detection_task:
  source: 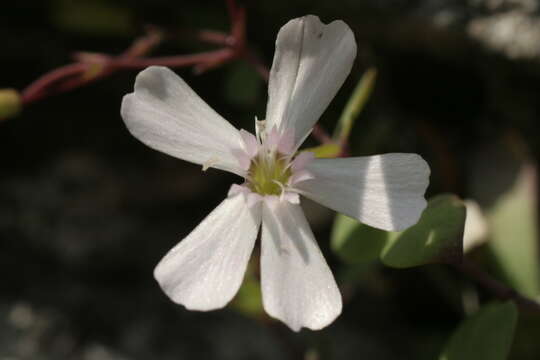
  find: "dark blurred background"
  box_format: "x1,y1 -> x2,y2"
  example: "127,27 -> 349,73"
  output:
2,0 -> 540,359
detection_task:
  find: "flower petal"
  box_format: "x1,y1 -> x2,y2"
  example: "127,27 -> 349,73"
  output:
295,154 -> 430,231
265,15 -> 357,147
121,66 -> 245,175
260,199 -> 342,331
154,194 -> 261,311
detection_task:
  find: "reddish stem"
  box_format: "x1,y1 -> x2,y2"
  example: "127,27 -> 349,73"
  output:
197,30 -> 232,46
112,48 -> 235,69
21,63 -> 87,104
16,0 -> 334,145
311,124 -> 333,144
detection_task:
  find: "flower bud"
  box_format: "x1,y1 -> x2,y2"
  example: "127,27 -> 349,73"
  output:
0,89 -> 22,121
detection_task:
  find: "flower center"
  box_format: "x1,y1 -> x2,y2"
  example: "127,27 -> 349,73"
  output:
247,152 -> 292,195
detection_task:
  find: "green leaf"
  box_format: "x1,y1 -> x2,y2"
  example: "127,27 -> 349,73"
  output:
330,195 -> 465,268
487,164 -> 540,297
232,278 -> 263,317
381,194 -> 465,268
331,214 -> 387,265
469,140 -> 540,297
301,143 -> 341,158
333,68 -> 377,143
231,261 -> 263,317
439,301 -> 518,360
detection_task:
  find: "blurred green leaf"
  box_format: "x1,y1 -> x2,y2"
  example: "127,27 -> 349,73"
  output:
439,301 -> 518,360
52,0 -> 134,36
487,163 -> 540,297
231,262 -> 263,317
469,139 -> 540,297
333,68 -> 377,143
330,194 -> 465,268
224,62 -> 262,106
381,194 -> 465,268
302,143 -> 341,158
331,214 -> 387,265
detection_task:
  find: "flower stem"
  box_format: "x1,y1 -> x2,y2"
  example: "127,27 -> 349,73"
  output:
455,259 -> 540,314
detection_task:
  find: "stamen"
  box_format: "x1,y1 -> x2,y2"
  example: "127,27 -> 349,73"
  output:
272,179 -> 286,196
255,117 -> 266,143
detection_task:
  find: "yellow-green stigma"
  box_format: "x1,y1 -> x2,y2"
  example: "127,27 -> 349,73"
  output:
247,153 -> 292,195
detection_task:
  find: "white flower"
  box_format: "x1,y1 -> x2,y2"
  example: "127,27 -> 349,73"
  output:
120,15 -> 430,331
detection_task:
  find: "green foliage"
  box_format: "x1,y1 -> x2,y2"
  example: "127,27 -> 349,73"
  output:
469,140 -> 540,297
331,194 -> 465,268
439,301 -> 518,360
331,214 -> 386,265
231,262 -> 263,318
381,194 -> 465,268
486,163 -> 540,297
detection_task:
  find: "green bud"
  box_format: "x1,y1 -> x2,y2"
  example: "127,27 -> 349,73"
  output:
0,89 -> 22,120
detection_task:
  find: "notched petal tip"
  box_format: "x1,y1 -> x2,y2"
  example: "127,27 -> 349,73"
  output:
260,201 -> 342,331
120,92 -> 134,122
134,66 -> 174,86
120,65 -> 247,175
296,153 -> 431,232
266,14 -> 358,149
382,154 -> 431,231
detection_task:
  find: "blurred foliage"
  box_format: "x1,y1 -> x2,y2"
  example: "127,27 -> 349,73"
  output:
331,195 -> 465,268
469,139 -> 540,298
381,194 -> 465,268
486,163 -> 540,297
439,301 -> 518,360
231,259 -> 264,318
331,214 -> 386,265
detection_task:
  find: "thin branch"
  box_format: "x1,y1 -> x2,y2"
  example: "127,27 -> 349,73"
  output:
455,259 -> 540,314
21,63 -> 87,104
94,48 -> 236,69
14,0 -> 335,145
18,2 -> 242,106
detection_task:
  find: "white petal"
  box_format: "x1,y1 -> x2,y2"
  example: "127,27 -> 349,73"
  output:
121,66 -> 245,175
239,129 -> 259,158
291,151 -> 315,171
289,169 -> 314,185
154,194 -> 261,311
265,15 -> 357,147
296,154 -> 430,231
260,200 -> 342,331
